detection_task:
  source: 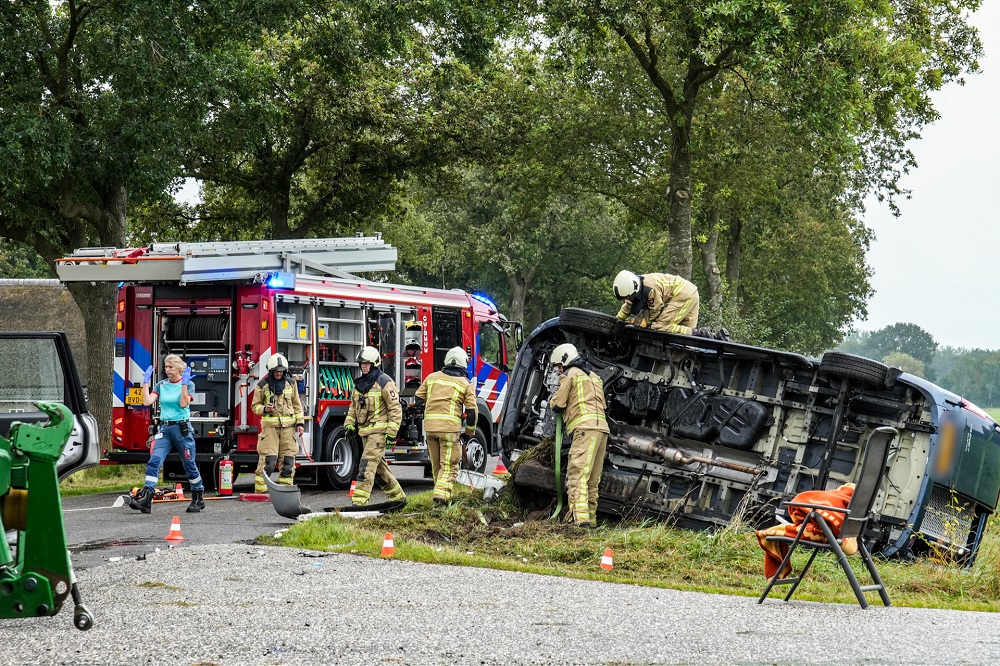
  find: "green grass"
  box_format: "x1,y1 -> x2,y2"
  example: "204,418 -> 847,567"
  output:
986,408 -> 1000,422
59,464 -> 146,497
264,485 -> 1000,611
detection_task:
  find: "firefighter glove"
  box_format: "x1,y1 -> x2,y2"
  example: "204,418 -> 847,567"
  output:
142,366 -> 154,384
385,434 -> 396,447
612,319 -> 627,337
344,423 -> 356,434
181,366 -> 192,384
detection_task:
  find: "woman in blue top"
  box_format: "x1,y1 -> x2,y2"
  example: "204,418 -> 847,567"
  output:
128,354 -> 206,514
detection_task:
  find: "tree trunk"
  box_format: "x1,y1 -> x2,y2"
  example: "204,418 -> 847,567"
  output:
62,184 -> 128,448
667,106 -> 695,279
269,178 -> 293,240
726,217 -> 743,303
699,208 -> 723,314
506,268 -> 536,324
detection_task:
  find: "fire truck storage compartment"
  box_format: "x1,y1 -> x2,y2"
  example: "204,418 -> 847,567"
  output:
316,299 -> 364,400
367,307 -> 418,389
432,307 -> 461,372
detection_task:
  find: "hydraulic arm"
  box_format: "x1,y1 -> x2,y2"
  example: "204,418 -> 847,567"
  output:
0,402 -> 93,630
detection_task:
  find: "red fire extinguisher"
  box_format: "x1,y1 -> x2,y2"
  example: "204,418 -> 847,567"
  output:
218,457 -> 234,496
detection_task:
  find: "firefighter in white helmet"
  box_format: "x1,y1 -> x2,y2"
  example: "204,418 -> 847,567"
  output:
548,343 -> 609,527
343,346 -> 406,506
414,347 -> 478,504
613,270 -> 700,335
251,353 -> 305,492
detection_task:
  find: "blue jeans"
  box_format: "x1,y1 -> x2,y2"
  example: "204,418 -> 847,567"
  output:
144,423 -> 204,491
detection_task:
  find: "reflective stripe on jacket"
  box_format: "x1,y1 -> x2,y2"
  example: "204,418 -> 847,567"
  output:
345,374 -> 402,436
251,380 -> 304,428
415,371 -> 477,435
550,366 -> 609,434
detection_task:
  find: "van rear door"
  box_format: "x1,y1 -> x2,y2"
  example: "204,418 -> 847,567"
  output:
0,332 -> 99,479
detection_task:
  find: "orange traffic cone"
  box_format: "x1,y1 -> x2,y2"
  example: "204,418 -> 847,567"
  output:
164,516 -> 185,541
381,532 -> 395,558
493,458 -> 509,476
174,482 -> 184,500
600,548 -> 614,571
348,480 -> 357,498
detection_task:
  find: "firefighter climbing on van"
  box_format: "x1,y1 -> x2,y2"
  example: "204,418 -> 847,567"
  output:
343,346 -> 406,506
612,270 -> 729,340
549,343 -> 609,527
414,346 -> 478,504
130,354 -> 206,514
251,353 -> 305,493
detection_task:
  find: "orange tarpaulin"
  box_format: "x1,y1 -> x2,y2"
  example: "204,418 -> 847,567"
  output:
756,483 -> 858,579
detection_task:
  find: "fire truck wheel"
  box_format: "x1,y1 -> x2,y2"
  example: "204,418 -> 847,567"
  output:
321,425 -> 359,490
461,427 -> 489,474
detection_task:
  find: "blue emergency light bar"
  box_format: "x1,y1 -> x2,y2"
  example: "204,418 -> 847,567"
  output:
264,271 -> 296,289
470,292 -> 497,311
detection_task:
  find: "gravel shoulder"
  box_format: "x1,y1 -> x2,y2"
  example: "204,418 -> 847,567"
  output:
3,543 -> 999,665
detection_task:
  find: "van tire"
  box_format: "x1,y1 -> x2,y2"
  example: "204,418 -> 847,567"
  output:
460,427 -> 489,474
558,308 -> 618,337
820,352 -> 889,388
320,426 -> 359,490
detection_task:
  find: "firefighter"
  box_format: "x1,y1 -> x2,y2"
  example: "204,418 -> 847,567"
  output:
129,354 -> 206,514
343,346 -> 406,506
613,270 -> 700,335
414,347 -> 478,504
251,353 -> 305,493
549,343 -> 609,527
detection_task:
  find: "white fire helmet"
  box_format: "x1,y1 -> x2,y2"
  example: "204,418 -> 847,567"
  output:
444,347 -> 469,368
613,270 -> 642,300
357,346 -> 381,365
266,353 -> 289,372
550,343 -> 579,367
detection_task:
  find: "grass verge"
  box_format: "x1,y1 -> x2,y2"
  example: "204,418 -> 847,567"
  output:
263,484 -> 1000,611
59,464 -> 146,497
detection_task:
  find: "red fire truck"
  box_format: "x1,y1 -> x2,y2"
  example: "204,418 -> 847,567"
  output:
56,236 -> 519,489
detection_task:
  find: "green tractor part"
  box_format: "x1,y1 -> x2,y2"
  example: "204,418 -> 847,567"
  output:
0,402 -> 93,630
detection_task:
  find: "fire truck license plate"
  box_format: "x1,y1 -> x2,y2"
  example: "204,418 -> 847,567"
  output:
126,388 -> 143,405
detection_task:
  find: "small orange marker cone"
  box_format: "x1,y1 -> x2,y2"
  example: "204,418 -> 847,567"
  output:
600,548 -> 614,571
493,458 -> 508,476
174,482 -> 184,500
348,480 -> 357,498
164,516 -> 185,541
381,532 -> 395,558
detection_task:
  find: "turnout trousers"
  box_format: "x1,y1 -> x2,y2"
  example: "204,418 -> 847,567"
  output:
566,428 -> 608,526
426,431 -> 463,501
353,432 -> 405,505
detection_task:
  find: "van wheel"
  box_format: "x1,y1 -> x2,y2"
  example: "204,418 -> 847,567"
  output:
321,426 -> 359,490
461,427 -> 489,474
820,352 -> 889,388
559,308 -> 618,337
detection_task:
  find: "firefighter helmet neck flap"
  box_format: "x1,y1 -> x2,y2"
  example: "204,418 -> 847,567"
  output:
443,347 -> 469,377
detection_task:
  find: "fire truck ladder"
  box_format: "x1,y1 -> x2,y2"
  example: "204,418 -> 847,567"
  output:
55,235 -> 397,284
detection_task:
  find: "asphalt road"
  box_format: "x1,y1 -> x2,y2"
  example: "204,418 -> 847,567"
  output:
64,464 -> 436,570
4,464 -> 1000,665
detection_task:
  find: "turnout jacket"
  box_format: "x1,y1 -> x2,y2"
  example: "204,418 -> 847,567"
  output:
252,377 -> 304,428
615,272 -> 699,332
550,366 -> 609,435
415,369 -> 478,435
345,371 -> 402,436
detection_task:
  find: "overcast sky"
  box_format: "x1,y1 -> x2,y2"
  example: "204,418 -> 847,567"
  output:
856,3 -> 1000,350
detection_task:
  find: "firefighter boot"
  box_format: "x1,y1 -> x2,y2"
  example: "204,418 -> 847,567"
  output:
129,487 -> 154,514
254,475 -> 267,493
186,489 -> 206,513
277,455 -> 296,486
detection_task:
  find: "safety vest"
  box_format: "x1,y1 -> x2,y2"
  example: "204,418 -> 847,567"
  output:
550,366 -> 609,434
345,373 -> 402,436
415,370 -> 477,434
